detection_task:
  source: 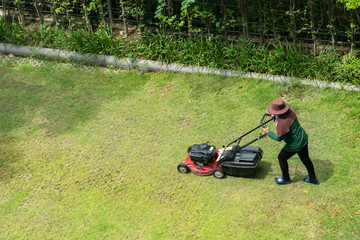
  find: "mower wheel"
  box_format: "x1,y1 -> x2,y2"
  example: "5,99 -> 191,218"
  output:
213,168 -> 225,179
177,163 -> 190,174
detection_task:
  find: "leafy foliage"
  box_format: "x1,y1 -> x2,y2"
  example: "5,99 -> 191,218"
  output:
338,0 -> 360,9
0,19 -> 359,85
1,0 -> 360,48
334,52 -> 360,84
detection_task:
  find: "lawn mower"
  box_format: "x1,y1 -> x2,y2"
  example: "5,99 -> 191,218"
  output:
177,114 -> 273,179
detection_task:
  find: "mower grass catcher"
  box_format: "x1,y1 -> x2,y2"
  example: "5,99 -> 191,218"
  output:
177,114 -> 272,179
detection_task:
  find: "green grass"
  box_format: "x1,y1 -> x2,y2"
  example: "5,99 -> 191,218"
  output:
0,56 -> 359,239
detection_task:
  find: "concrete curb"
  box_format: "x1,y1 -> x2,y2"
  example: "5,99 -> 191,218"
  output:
1,43 -> 359,91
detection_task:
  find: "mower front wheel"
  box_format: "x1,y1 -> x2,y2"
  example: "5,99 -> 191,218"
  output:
213,168 -> 225,179
177,163 -> 190,174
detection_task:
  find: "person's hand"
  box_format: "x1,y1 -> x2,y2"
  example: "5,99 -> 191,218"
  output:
270,115 -> 274,118
263,126 -> 269,135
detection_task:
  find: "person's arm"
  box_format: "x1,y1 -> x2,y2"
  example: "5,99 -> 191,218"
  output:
267,131 -> 282,141
263,127 -> 282,141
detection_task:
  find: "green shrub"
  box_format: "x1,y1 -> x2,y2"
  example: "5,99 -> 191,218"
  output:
335,52 -> 360,85
89,24 -> 117,55
1,21 -> 359,86
0,20 -> 6,42
0,20 -> 27,44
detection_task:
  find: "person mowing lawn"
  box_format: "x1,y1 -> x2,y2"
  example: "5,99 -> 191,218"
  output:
263,99 -> 319,185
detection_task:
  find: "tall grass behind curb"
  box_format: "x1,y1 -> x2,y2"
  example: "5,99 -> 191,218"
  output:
1,20 -> 360,85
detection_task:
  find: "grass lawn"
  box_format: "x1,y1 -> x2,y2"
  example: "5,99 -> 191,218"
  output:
0,55 -> 359,239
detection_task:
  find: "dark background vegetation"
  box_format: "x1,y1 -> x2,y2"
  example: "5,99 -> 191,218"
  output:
1,0 -> 360,85
1,0 -> 360,50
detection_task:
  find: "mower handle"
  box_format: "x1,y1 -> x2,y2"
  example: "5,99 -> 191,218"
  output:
226,114 -> 273,147
218,114 -> 274,165
218,133 -> 267,166
260,113 -> 272,128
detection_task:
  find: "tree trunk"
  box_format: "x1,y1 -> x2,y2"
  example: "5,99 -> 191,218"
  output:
119,0 -> 128,35
33,0 -> 44,24
82,0 -> 92,32
257,0 -> 264,43
187,10 -> 192,39
203,0 -> 211,37
107,0 -> 114,24
99,0 -> 106,26
353,9 -> 360,51
65,2 -> 72,27
136,0 -> 140,28
309,0 -> 317,54
2,0 -> 10,22
135,0 -> 143,33
16,1 -> 26,25
328,0 -> 336,50
51,3 -> 58,24
219,0 -> 227,40
355,8 -> 360,22
238,0 -> 249,40
270,0 -> 279,41
289,0 -> 297,50
350,11 -> 356,52
166,0 -> 171,19
160,0 -> 165,35
166,0 -> 173,32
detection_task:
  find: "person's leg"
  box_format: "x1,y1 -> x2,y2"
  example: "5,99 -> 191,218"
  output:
278,148 -> 296,181
297,143 -> 317,182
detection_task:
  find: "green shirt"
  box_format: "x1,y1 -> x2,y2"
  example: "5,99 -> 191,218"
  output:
267,118 -> 308,152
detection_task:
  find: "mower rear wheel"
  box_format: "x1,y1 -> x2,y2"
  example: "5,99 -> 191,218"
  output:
213,168 -> 225,179
177,163 -> 190,174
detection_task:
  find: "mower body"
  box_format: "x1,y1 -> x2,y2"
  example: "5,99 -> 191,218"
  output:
220,145 -> 263,177
178,146 -> 263,179
178,114 -> 271,179
182,149 -> 221,176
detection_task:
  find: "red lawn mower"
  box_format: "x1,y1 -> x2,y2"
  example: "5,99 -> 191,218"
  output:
177,114 -> 273,179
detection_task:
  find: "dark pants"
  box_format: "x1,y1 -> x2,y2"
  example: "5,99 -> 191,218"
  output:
278,143 -> 317,181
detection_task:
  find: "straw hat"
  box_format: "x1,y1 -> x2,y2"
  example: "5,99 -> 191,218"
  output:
267,99 -> 290,115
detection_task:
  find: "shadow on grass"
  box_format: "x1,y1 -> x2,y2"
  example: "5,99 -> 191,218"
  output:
0,64 -> 148,180
0,147 -> 21,181
313,159 -> 334,183
228,161 -> 272,179
251,161 -> 272,179
291,159 -> 334,183
246,158 -> 334,183
1,73 -> 148,136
